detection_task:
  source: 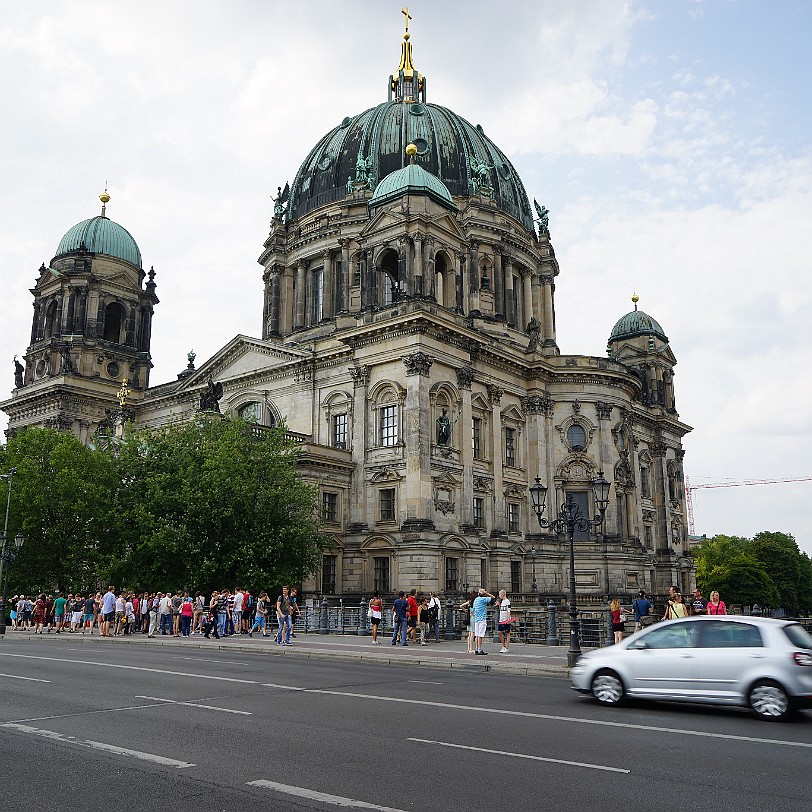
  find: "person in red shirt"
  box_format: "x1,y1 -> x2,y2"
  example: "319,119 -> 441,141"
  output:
407,589 -> 419,643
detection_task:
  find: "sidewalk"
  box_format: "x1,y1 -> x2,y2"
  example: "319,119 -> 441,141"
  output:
1,629 -> 570,677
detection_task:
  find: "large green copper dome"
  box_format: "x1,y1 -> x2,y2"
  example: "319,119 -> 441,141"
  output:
55,215 -> 142,268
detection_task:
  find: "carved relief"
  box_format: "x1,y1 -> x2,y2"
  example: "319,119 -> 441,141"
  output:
487,384 -> 503,405
596,401 -> 613,420
402,351 -> 434,376
521,394 -> 554,417
348,363 -> 370,388
456,366 -> 475,390
556,454 -> 597,483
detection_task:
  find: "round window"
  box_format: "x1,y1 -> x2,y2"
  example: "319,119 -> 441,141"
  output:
413,137 -> 430,155
106,362 -> 120,379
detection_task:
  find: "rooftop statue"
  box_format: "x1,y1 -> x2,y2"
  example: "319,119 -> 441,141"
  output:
526,316 -> 541,352
200,376 -> 224,413
13,356 -> 23,388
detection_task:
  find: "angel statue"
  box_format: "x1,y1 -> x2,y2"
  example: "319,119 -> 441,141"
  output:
533,199 -> 549,234
355,153 -> 375,188
272,183 -> 290,221
468,156 -> 493,194
200,376 -> 224,413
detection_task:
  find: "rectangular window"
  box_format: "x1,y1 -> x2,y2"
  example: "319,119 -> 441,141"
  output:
445,557 -> 459,593
380,404 -> 398,447
322,555 -> 337,594
472,416 -> 482,459
510,560 -> 521,594
508,502 -> 520,534
566,491 -> 591,541
373,557 -> 390,593
641,466 -> 651,499
322,492 -> 338,524
480,559 -> 487,589
645,525 -> 653,549
379,488 -> 396,523
616,494 -> 625,538
311,267 -> 323,324
334,259 -> 343,312
332,413 -> 347,449
504,427 -> 516,467
473,497 -> 485,529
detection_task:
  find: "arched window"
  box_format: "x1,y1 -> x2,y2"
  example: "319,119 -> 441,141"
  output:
103,303 -> 126,344
379,249 -> 399,305
44,300 -> 58,338
567,424 -> 587,451
238,402 -> 262,423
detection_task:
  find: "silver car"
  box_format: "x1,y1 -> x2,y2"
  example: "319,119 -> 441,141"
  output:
570,615 -> 812,721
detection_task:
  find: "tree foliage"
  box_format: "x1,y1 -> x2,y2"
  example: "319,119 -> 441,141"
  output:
0,420 -> 326,595
694,531 -> 812,613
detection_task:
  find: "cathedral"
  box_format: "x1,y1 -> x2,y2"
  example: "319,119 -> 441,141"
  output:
1,19 -> 695,603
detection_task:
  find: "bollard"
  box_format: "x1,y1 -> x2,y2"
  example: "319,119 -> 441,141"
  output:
358,597 -> 369,636
444,597 -> 458,640
319,599 -> 330,635
546,600 -> 560,646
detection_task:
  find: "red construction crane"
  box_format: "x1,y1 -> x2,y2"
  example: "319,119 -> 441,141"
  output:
685,476 -> 812,535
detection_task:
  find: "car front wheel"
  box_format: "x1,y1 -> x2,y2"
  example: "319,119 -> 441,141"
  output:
748,680 -> 792,721
591,669 -> 625,706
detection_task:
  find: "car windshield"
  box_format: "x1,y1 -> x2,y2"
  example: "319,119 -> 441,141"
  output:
782,623 -> 812,649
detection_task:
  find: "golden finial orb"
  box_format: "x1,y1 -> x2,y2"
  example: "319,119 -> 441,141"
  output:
99,190 -> 111,205
405,143 -> 418,157
631,292 -> 639,310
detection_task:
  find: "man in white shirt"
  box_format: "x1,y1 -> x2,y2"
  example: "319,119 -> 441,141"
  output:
232,589 -> 244,635
100,586 -> 117,637
497,589 -> 512,653
158,592 -> 173,635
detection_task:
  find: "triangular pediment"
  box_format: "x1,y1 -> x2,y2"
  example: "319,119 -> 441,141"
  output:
614,342 -> 678,366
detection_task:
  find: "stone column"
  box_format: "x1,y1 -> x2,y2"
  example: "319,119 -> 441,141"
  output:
455,253 -> 465,313
322,250 -> 334,320
425,237 -> 435,300
493,248 -> 504,320
469,240 -> 480,314
348,363 -> 371,530
262,268 -> 272,337
522,268 -> 533,327
651,442 -> 670,548
504,257 -> 515,327
76,288 -> 88,336
269,266 -> 282,336
30,299 -> 40,344
457,366 -> 475,526
540,273 -> 555,344
294,260 -> 306,330
398,237 -> 410,297
402,351 -> 434,530
65,288 -> 77,334
413,233 -> 424,296
281,266 -> 294,335
59,288 -> 70,334
531,272 -> 542,328
488,385 -> 505,535
339,239 -> 351,313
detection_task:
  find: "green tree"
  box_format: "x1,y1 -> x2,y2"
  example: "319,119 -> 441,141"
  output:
749,531 -> 803,614
114,417 -> 326,592
0,428 -> 118,593
694,534 -> 751,595
712,557 -> 780,608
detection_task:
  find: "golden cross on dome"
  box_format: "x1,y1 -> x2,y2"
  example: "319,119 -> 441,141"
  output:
401,6 -> 412,35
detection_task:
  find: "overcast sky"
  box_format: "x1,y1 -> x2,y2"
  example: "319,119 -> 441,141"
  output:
1,1 -> 810,554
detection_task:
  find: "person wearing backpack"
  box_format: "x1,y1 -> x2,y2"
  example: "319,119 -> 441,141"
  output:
632,590 -> 651,632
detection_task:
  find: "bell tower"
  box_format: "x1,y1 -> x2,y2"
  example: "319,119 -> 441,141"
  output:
1,191 -> 159,442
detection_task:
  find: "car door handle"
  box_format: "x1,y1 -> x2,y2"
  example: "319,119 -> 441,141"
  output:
679,654 -> 695,658
749,654 -> 765,659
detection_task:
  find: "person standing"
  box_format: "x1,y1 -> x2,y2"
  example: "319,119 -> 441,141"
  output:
369,591 -> 383,644
610,598 -> 624,644
232,588 -> 244,635
83,594 -> 96,634
249,592 -> 270,637
406,589 -> 419,643
631,590 -> 651,632
665,592 -> 687,619
147,593 -> 160,638
427,592 -> 441,642
32,594 -> 46,634
472,588 -> 495,655
204,591 -> 221,639
459,591 -> 476,653
275,586 -> 293,646
289,587 -> 302,637
179,595 -> 193,637
391,591 -> 409,646
99,586 -> 116,637
158,592 -> 172,635
192,592 -> 206,634
497,589 -> 512,653
707,590 -> 727,615
416,594 -> 430,646
216,589 -> 230,637
690,588 -> 707,616
53,592 -> 67,633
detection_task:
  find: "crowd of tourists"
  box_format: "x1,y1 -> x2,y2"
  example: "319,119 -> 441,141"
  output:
3,585 -> 306,646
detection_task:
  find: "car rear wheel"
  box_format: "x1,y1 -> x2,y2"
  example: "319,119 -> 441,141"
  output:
748,680 -> 792,721
591,669 -> 625,706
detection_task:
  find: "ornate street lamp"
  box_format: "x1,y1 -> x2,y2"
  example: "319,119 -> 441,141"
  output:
0,467 -> 19,636
529,471 -> 611,667
0,531 -> 25,635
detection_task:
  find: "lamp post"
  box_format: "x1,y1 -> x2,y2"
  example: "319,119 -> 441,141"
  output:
0,467 -> 19,635
529,471 -> 611,668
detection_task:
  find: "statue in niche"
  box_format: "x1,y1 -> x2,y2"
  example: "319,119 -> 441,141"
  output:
13,356 -> 23,388
200,376 -> 224,413
59,346 -> 74,374
525,317 -> 541,352
436,408 -> 456,446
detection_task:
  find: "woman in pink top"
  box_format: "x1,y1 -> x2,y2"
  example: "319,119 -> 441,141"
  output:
179,597 -> 194,637
707,590 -> 727,615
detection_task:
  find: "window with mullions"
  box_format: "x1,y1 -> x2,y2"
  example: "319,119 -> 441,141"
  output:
332,413 -> 347,449
380,404 -> 398,446
567,424 -> 586,451
510,561 -> 521,594
472,416 -> 482,459
445,557 -> 459,592
473,497 -> 485,529
322,555 -> 337,594
322,492 -> 338,523
379,488 -> 396,523
504,427 -> 516,467
311,267 -> 323,324
565,491 -> 591,541
508,502 -> 520,534
373,557 -> 390,593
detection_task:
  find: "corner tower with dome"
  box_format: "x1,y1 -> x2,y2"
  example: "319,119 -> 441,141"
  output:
1,191 -> 158,442
2,15 -> 694,601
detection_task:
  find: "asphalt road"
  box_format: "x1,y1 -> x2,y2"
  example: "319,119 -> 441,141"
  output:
1,636 -> 810,811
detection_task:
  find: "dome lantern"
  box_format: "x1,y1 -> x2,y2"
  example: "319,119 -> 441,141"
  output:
389,7 -> 425,103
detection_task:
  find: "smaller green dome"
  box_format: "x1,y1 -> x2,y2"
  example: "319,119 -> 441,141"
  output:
55,216 -> 142,268
610,306 -> 668,343
369,163 -> 457,211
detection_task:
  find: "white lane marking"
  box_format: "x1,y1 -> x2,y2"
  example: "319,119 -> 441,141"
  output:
174,657 -> 250,666
408,737 -> 630,774
136,695 -> 252,715
247,779 -> 409,811
10,704 -> 164,723
0,673 -> 51,683
408,679 -> 444,685
5,652 -> 811,751
2,723 -> 194,768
